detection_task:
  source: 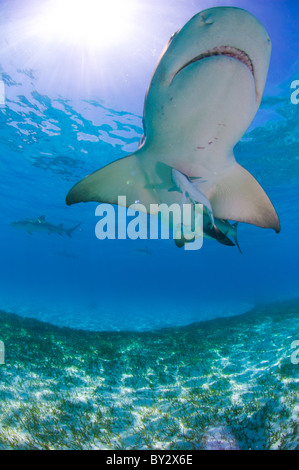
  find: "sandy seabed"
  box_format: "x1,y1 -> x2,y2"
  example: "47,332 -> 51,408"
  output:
0,299 -> 298,450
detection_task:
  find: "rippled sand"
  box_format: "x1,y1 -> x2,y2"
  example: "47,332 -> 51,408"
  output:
0,299 -> 298,450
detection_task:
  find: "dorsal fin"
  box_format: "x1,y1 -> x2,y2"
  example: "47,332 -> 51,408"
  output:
189,176 -> 207,184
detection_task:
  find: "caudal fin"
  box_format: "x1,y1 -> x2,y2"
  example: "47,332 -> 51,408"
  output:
231,222 -> 242,254
207,163 -> 280,233
66,223 -> 81,238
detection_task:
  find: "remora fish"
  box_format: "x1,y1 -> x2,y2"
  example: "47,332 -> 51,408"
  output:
11,215 -> 80,237
170,167 -> 214,228
66,7 -> 280,242
174,214 -> 236,249
214,219 -> 242,253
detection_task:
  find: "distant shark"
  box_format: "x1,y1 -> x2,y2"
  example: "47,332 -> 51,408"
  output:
133,246 -> 152,256
11,215 -> 80,237
66,7 -> 280,247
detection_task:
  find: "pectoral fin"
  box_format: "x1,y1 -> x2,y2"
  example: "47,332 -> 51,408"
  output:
66,153 -> 158,212
207,163 -> 280,233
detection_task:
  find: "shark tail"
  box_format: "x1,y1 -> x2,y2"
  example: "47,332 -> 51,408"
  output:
231,222 -> 242,254
66,153 -> 159,212
66,223 -> 81,238
206,162 -> 280,233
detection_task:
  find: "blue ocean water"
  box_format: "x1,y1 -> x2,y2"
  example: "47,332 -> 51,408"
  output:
0,0 -> 298,452
0,0 -> 298,332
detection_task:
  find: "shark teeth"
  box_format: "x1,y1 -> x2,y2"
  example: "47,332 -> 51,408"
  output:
175,46 -> 254,78
206,46 -> 254,74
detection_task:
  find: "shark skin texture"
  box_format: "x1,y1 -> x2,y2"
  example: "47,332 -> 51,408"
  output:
66,7 -> 280,248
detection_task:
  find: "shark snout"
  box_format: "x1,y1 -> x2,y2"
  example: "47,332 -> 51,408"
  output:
165,7 -> 271,103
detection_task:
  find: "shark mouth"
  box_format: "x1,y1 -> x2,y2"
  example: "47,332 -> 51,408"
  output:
174,46 -> 254,79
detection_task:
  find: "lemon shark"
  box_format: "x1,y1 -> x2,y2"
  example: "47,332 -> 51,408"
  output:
66,7 -> 280,240
11,216 -> 80,237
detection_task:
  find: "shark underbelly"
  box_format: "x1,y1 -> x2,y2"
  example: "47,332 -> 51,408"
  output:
66,7 -> 280,239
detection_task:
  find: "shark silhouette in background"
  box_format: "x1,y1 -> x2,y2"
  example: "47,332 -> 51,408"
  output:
66,7 -> 280,249
11,215 -> 80,237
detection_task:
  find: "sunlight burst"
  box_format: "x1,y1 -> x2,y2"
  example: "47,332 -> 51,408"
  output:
36,0 -> 138,48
